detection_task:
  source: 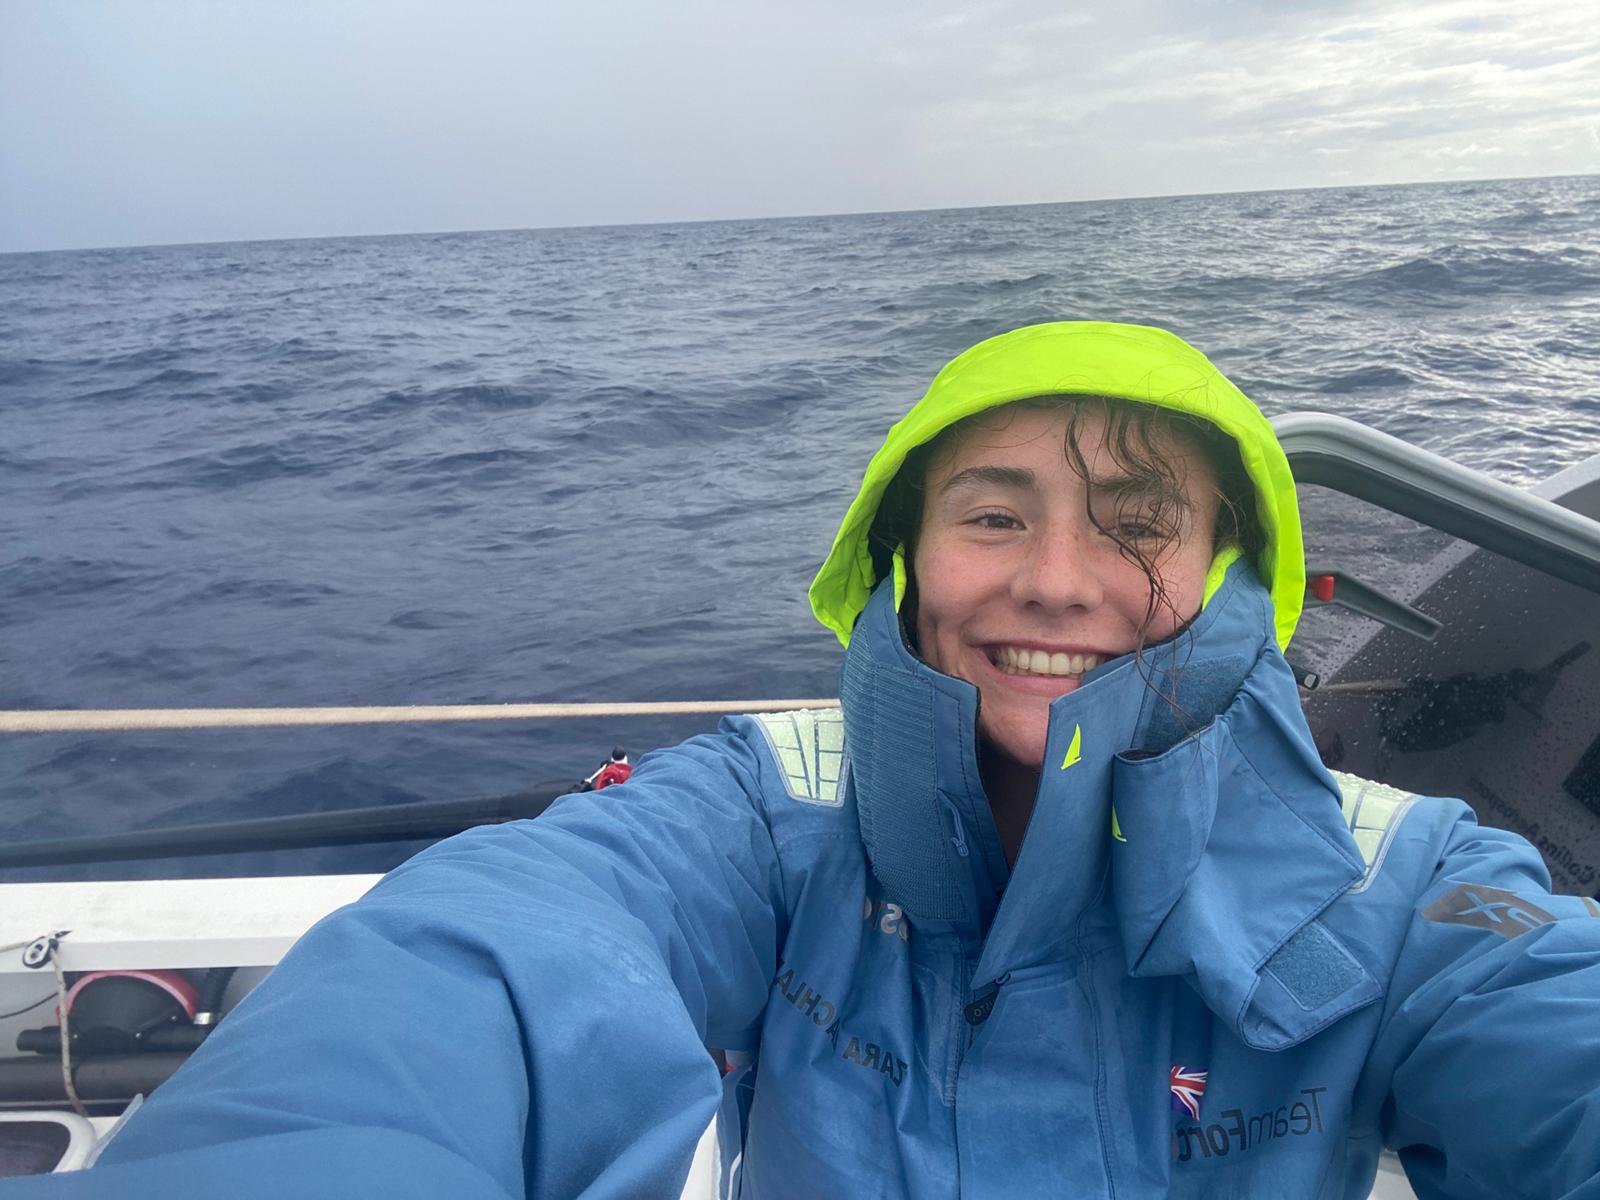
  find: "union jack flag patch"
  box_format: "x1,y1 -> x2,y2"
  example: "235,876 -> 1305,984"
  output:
1170,1065 -> 1208,1119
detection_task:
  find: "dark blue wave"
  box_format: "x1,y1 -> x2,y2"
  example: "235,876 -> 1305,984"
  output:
1317,366 -> 1414,393
1311,244 -> 1600,304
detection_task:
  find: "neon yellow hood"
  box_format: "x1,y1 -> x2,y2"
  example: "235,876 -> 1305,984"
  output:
808,321 -> 1304,650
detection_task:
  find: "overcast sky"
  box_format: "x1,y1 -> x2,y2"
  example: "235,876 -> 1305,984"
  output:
3,0 -> 1597,253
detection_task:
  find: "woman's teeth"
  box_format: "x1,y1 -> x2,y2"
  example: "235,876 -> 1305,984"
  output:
993,647 -> 1103,677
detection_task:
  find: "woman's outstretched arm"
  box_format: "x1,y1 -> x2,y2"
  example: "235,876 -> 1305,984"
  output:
2,730 -> 784,1198
1366,807 -> 1600,1200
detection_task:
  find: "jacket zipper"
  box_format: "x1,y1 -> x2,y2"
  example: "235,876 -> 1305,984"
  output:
951,969 -> 1010,1197
962,972 -> 1010,1029
1075,918 -> 1118,1199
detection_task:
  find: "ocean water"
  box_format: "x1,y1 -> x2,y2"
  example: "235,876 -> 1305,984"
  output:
3,174 -> 1599,880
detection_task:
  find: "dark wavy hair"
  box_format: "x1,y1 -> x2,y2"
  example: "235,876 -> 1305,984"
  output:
867,395 -> 1264,648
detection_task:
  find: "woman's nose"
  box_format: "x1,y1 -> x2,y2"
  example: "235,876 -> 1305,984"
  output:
1011,519 -> 1106,612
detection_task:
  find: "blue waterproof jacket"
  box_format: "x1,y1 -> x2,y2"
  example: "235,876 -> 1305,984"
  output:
10,560 -> 1600,1199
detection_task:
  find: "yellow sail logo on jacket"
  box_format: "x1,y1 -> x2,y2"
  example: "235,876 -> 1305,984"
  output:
1061,724 -> 1083,770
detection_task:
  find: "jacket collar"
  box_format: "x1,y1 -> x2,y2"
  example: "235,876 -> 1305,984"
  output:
838,578 -> 1005,937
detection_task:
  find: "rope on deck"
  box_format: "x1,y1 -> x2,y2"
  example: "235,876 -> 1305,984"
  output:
0,698 -> 842,734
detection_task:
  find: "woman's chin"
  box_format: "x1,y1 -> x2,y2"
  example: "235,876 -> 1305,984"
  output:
971,683 -> 1060,769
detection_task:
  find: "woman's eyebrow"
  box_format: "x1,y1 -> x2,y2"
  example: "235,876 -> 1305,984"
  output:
1088,471 -> 1174,499
1088,472 -> 1196,513
935,464 -> 1037,498
1088,472 -> 1158,497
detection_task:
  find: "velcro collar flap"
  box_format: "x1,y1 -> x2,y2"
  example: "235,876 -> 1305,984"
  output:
1112,666 -> 1379,1050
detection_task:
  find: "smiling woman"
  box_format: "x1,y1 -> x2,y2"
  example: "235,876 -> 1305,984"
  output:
12,322 -> 1600,1200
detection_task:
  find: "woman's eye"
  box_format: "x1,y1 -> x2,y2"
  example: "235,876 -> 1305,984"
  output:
1117,520 -> 1163,540
971,512 -> 1020,530
1114,515 -> 1181,543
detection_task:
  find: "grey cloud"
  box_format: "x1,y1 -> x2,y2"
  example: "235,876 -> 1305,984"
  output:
916,0 -> 1600,163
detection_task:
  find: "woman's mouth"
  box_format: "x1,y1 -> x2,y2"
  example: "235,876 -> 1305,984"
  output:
988,646 -> 1105,679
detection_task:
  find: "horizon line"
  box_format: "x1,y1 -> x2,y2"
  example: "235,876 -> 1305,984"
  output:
4,169 -> 1596,258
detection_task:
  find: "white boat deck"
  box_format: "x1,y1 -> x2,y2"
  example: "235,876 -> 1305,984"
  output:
0,874 -> 382,975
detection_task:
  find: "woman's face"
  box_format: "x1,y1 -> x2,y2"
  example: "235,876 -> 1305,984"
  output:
912,403 -> 1222,769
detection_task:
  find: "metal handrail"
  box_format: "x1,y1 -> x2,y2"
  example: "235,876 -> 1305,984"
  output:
0,698 -> 841,735
1275,412 -> 1600,595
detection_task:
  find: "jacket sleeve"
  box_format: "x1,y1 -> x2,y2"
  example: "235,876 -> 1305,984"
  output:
2,730 -> 785,1199
1366,803 -> 1600,1200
